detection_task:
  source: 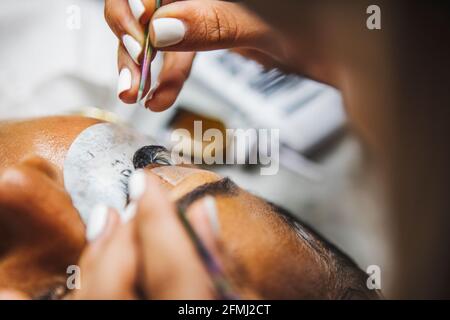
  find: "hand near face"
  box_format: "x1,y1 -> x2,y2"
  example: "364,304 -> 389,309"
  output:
72,170 -> 226,300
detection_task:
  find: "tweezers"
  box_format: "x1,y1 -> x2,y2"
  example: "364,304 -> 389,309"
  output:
178,207 -> 240,300
137,0 -> 162,102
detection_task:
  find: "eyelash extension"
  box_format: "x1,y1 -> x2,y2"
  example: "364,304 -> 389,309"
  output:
119,168 -> 133,203
120,177 -> 130,204
117,146 -> 174,203
133,145 -> 173,169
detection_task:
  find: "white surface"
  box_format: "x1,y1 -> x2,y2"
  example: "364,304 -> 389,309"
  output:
64,123 -> 156,223
0,0 -> 123,119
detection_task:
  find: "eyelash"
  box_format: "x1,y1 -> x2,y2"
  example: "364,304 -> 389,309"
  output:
120,169 -> 132,203
115,147 -> 173,204
133,145 -> 173,169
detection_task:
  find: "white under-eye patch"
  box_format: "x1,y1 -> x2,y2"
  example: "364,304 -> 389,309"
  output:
63,123 -> 157,224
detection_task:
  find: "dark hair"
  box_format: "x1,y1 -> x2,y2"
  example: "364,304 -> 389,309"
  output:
176,177 -> 238,213
270,202 -> 381,299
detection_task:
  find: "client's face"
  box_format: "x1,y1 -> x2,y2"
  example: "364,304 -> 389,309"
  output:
0,116 -> 375,299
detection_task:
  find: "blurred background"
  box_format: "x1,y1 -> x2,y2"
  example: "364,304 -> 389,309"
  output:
0,0 -> 391,278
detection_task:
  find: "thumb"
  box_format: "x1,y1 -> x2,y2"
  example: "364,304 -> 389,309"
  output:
150,0 -> 275,52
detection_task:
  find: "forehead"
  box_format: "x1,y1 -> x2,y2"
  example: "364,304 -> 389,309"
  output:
213,190 -> 329,298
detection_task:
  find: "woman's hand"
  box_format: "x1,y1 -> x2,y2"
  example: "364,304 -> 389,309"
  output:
105,0 -> 286,111
72,170 -> 221,299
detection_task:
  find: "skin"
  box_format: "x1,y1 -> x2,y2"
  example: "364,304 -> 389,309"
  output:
0,116 -> 341,299
0,117 -> 102,296
0,0 -> 444,300
106,0 -> 450,298
106,0 -> 287,110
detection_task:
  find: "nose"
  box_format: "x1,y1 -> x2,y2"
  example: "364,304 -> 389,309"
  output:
133,145 -> 172,169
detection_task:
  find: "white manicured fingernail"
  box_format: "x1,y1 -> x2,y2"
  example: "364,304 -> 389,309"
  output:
128,0 -> 145,21
204,196 -> 220,236
152,18 -> 186,48
122,201 -> 138,223
87,204 -> 109,241
129,170 -> 146,201
123,34 -> 142,64
147,81 -> 160,101
117,68 -> 132,97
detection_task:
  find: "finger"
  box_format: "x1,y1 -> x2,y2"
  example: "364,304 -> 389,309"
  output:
117,44 -> 144,103
145,51 -> 195,111
85,205 -> 120,244
185,196 -> 221,260
116,1 -> 178,103
105,0 -> 145,64
150,1 -> 275,52
74,207 -> 138,300
129,170 -> 215,299
129,0 -> 177,24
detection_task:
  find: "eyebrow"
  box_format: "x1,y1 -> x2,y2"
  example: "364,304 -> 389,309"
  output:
177,177 -> 335,260
176,176 -> 352,267
175,177 -> 238,213
176,177 -> 323,253
176,177 -> 325,256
